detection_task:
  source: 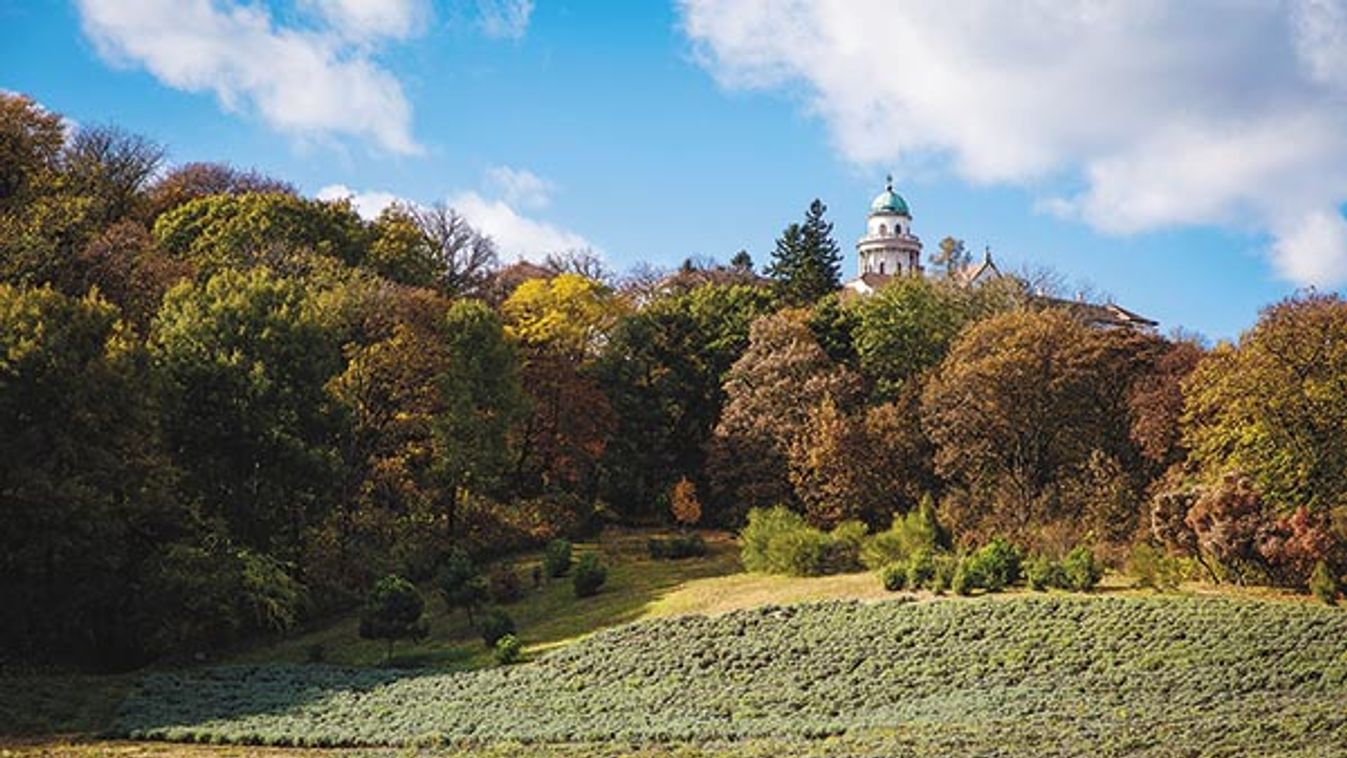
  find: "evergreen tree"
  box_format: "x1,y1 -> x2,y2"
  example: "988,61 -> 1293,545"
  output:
729,249 -> 753,272
359,574 -> 428,665
766,199 -> 842,305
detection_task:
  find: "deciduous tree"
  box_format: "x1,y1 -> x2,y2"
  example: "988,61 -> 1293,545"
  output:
152,268 -> 345,558
708,309 -> 859,518
435,300 -> 526,537
1183,293 -> 1347,517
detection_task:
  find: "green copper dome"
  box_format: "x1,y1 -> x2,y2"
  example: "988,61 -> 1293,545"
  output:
870,175 -> 910,216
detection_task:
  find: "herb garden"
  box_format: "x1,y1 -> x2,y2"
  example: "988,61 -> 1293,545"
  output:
116,595 -> 1347,754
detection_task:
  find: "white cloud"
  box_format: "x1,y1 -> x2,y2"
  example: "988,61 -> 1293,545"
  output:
449,191 -> 595,259
317,184 -> 401,219
316,168 -> 596,260
300,0 -> 429,42
484,165 -> 553,209
681,0 -> 1347,286
475,0 -> 534,39
1274,209 -> 1347,284
76,0 -> 419,154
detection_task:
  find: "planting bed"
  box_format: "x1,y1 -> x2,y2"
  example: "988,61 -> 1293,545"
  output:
116,596 -> 1347,755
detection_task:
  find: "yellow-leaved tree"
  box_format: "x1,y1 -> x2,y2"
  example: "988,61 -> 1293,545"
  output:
501,272 -> 626,360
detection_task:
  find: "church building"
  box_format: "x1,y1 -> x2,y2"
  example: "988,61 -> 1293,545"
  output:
840,176 -> 1157,331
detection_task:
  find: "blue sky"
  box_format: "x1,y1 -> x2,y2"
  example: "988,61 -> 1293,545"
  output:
4,1 -> 1344,340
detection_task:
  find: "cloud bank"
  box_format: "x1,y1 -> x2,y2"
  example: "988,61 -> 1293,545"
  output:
318,167 -> 595,261
681,0 -> 1347,286
76,1 -> 537,153
76,0 -> 423,153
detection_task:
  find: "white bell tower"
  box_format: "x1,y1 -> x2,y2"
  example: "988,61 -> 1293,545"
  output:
857,175 -> 922,278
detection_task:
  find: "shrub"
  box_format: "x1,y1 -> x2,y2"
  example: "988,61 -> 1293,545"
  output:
1128,543 -> 1181,591
1025,554 -> 1063,591
879,562 -> 907,591
543,539 -> 573,578
1310,561 -> 1339,606
487,565 -> 523,604
906,549 -> 936,590
648,534 -> 707,560
573,553 -> 607,598
305,644 -> 326,663
1061,546 -> 1103,592
952,558 -> 975,596
775,527 -> 833,576
494,634 -> 522,665
741,506 -> 811,573
931,554 -> 957,595
480,609 -> 516,648
824,520 -> 868,573
965,538 -> 1021,592
860,496 -> 944,570
741,506 -> 870,577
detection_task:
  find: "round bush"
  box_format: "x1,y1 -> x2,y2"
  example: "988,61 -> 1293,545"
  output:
648,534 -> 707,560
880,562 -> 907,591
544,539 -> 573,578
573,553 -> 608,598
952,558 -> 975,596
494,634 -> 522,665
966,538 -> 1021,592
1310,560 -> 1339,606
480,609 -> 516,648
1061,546 -> 1103,592
1026,554 -> 1062,591
906,550 -> 936,590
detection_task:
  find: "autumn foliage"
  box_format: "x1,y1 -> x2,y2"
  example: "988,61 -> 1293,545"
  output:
670,477 -> 702,528
3,91 -> 1347,669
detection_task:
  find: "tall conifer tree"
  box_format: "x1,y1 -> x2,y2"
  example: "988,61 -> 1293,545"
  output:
766,199 -> 842,304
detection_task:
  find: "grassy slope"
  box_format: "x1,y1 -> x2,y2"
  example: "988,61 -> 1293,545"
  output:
228,529 -> 744,670
5,527 -> 1342,757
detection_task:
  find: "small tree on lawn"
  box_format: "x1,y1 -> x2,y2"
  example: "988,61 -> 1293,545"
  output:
359,574 -> 429,665
437,548 -> 488,625
670,477 -> 702,531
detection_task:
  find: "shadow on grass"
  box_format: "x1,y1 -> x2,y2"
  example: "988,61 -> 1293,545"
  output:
0,671 -> 135,737
2,529 -> 742,743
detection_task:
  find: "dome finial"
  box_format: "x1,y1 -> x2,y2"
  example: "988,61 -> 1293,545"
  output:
885,173 -> 893,191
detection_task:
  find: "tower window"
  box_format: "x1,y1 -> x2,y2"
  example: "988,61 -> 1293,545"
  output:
878,223 -> 887,236
879,261 -> 886,275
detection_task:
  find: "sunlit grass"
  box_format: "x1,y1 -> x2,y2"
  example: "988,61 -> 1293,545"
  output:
229,528 -> 743,670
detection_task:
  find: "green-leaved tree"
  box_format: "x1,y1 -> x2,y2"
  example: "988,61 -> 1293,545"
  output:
766,199 -> 842,305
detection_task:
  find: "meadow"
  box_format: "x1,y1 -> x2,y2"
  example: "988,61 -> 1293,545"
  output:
110,596 -> 1347,755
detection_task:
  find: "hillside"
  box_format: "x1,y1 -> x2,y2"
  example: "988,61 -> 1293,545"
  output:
114,596 -> 1347,756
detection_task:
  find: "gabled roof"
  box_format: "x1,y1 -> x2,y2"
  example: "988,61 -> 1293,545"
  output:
953,251 -> 1002,286
1037,296 -> 1158,330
